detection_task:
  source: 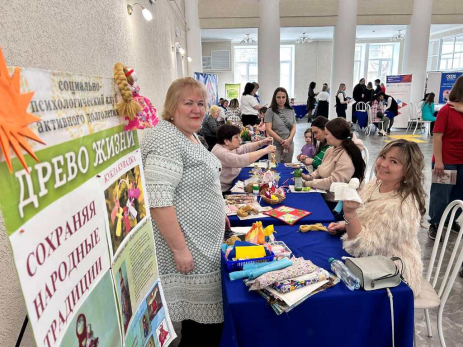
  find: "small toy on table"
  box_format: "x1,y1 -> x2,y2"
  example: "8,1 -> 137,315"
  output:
299,223 -> 328,232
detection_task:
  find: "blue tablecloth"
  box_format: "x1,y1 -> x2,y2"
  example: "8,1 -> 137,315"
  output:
293,104 -> 307,119
221,225 -> 414,347
229,164 -> 334,226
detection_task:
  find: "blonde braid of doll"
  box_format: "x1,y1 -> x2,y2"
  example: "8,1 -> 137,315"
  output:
113,62 -> 142,120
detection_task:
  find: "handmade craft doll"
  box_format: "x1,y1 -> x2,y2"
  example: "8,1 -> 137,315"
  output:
113,62 -> 159,131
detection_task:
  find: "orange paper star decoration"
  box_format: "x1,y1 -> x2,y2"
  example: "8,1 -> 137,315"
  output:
0,48 -> 45,173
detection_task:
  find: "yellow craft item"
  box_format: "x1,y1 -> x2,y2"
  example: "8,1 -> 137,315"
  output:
235,245 -> 266,259
299,223 -> 328,233
263,225 -> 275,236
271,195 -> 278,201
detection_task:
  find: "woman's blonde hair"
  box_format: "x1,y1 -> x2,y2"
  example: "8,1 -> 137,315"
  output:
376,139 -> 427,217
113,62 -> 142,120
162,77 -> 208,122
209,105 -> 220,115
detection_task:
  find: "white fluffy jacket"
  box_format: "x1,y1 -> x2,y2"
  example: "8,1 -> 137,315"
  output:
342,178 -> 423,296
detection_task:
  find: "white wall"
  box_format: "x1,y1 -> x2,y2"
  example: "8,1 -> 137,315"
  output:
0,1 -> 187,345
202,38 -> 406,103
202,41 -> 235,98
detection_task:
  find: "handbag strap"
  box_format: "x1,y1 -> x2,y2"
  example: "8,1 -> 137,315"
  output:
386,288 -> 395,347
371,257 -> 404,289
276,110 -> 293,131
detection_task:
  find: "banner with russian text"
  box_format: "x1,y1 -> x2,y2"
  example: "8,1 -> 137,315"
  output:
0,65 -> 173,347
439,72 -> 462,104
385,74 -> 412,128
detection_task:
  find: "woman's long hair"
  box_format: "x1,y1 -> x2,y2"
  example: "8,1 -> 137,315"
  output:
309,81 -> 316,91
336,83 -> 346,96
424,92 -> 435,106
242,82 -> 255,96
376,140 -> 427,218
325,118 -> 365,182
270,87 -> 292,114
449,75 -> 463,102
311,116 -> 329,155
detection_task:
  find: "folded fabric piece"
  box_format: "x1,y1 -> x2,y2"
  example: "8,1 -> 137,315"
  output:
229,258 -> 292,281
247,257 -> 317,291
227,241 -> 271,260
270,268 -> 330,293
243,261 -> 276,271
259,277 -> 339,315
330,178 -> 363,204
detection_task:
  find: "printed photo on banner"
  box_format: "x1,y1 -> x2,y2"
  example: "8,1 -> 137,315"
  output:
139,309 -> 152,345
146,283 -> 163,322
146,335 -> 156,347
124,281 -> 176,347
156,319 -> 171,347
116,261 -> 133,333
60,271 -> 122,347
104,164 -> 146,255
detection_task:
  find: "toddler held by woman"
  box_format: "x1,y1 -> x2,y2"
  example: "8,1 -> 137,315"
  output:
297,128 -> 316,162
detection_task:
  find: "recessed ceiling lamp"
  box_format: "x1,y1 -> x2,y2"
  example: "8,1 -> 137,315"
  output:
240,34 -> 257,45
391,29 -> 405,42
296,32 -> 313,44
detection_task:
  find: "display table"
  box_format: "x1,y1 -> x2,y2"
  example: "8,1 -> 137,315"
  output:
354,110 -> 394,129
220,225 -> 415,347
293,104 -> 307,119
229,164 -> 334,226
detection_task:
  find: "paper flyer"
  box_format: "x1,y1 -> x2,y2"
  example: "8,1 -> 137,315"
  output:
0,65 -> 174,347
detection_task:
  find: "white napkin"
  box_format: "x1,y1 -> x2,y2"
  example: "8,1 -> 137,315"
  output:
330,178 -> 363,204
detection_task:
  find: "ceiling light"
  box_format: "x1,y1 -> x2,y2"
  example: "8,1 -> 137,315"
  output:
296,32 -> 313,44
187,56 -> 193,63
240,34 -> 256,45
127,3 -> 153,21
391,29 -> 405,42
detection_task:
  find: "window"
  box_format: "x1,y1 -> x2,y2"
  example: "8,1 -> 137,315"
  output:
234,46 -> 258,87
280,45 -> 295,97
427,35 -> 463,71
234,45 -> 296,97
353,43 -> 400,85
427,40 -> 440,71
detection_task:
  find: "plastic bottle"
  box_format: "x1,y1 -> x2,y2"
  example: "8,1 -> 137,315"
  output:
252,183 -> 259,195
294,167 -> 302,191
328,257 -> 360,291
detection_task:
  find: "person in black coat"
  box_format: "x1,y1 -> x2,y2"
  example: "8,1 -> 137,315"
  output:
363,82 -> 374,103
381,92 -> 398,134
352,78 -> 365,123
374,79 -> 382,95
306,81 -> 317,122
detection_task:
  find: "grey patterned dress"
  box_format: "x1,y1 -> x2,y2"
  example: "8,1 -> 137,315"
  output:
141,120 -> 225,324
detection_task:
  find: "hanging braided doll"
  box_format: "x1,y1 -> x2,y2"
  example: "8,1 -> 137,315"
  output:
114,62 -> 159,131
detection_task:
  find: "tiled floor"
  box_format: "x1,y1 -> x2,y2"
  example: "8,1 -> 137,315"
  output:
172,119 -> 463,347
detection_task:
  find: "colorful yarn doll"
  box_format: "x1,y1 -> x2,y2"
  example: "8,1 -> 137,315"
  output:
113,62 -> 159,131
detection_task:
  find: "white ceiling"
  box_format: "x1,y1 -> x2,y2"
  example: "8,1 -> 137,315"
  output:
201,24 -> 463,42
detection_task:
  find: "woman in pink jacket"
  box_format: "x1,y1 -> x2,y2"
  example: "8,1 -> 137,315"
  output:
212,124 -> 276,192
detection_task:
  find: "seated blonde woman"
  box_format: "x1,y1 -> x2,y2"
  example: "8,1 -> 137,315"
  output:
327,139 -> 425,296
212,124 -> 276,192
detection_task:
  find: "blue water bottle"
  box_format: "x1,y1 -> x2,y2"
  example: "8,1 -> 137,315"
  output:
328,257 -> 360,291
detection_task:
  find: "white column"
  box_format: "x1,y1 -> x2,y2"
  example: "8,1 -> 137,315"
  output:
185,0 -> 203,76
402,0 -> 433,103
329,0 -> 358,119
258,0 -> 280,105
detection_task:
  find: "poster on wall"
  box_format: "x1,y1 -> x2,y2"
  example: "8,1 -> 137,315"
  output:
385,74 -> 412,128
98,151 -> 176,346
439,72 -> 463,104
0,51 -> 174,347
194,72 -> 218,108
225,83 -> 241,100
